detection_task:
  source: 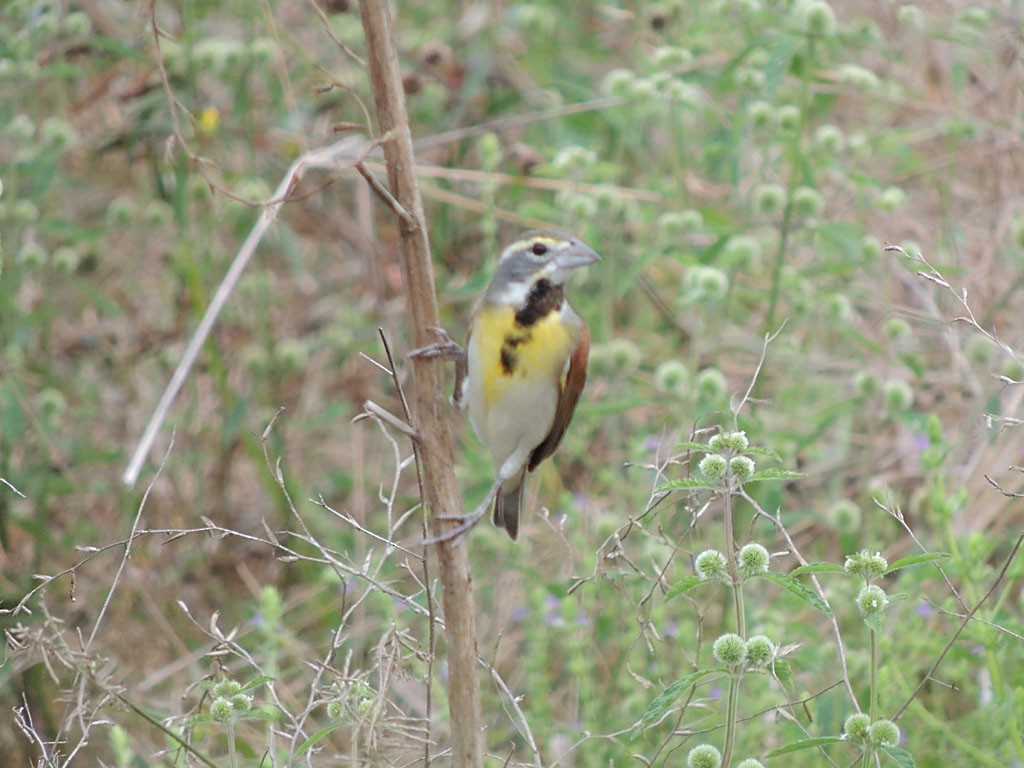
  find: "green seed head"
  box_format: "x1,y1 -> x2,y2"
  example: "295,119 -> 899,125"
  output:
827,499 -> 862,534
753,184 -> 787,217
853,370 -> 877,397
729,455 -> 756,481
695,548 -> 729,581
843,712 -> 871,740
699,453 -> 728,481
738,543 -> 770,574
683,264 -> 729,303
878,186 -> 908,212
654,359 -> 690,395
837,63 -> 881,91
800,0 -> 838,36
747,100 -> 774,130
602,68 -> 636,97
868,719 -> 900,747
775,104 -> 802,132
687,744 -> 723,768
745,635 -> 776,667
650,46 -> 692,69
792,186 -> 824,219
712,633 -> 748,667
883,378 -> 914,412
658,209 -> 703,240
896,4 -> 924,28
695,367 -> 728,401
210,697 -> 234,722
814,123 -> 846,154
856,584 -> 889,617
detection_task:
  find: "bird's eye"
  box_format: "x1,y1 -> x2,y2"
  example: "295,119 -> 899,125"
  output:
531,242 -> 548,256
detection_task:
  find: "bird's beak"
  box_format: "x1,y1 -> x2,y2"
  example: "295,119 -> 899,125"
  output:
552,240 -> 600,272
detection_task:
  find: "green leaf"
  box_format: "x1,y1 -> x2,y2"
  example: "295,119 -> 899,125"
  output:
631,670 -> 718,738
183,713 -> 218,727
760,572 -> 834,617
886,552 -> 950,573
657,477 -> 721,492
882,745 -> 917,767
771,658 -> 794,691
237,705 -> 280,723
745,469 -> 805,483
744,445 -> 784,461
239,675 -> 275,693
790,562 -> 847,576
864,611 -> 885,632
675,440 -> 711,452
665,575 -> 706,601
298,723 -> 342,756
765,736 -> 845,756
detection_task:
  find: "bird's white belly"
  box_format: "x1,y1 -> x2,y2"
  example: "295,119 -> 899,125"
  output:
468,371 -> 558,469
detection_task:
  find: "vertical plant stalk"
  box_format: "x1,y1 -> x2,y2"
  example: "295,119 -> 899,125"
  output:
721,483 -> 745,767
358,4 -> 484,767
864,630 -> 880,768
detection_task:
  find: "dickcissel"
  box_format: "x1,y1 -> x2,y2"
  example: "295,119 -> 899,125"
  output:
453,229 -> 599,539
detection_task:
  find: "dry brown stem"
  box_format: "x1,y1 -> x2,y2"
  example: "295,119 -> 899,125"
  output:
358,3 -> 484,767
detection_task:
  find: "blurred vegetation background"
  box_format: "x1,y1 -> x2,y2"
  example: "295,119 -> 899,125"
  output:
1,0 -> 1022,765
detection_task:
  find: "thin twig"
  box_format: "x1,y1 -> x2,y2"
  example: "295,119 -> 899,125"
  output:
356,161 -> 417,228
122,136 -> 371,486
893,531 -> 1024,720
88,433 -> 174,650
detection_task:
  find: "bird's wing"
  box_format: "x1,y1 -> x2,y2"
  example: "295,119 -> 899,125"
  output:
452,324 -> 471,410
528,323 -> 589,472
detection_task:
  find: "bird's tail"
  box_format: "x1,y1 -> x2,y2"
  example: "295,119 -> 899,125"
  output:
493,473 -> 524,540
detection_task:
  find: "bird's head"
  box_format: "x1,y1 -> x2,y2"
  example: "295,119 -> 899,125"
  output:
486,229 -> 600,306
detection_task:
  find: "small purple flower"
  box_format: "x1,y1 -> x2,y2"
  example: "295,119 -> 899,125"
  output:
576,612 -> 592,626
663,622 -> 679,639
916,602 -> 934,618
913,433 -> 929,451
511,606 -> 528,622
707,685 -> 722,700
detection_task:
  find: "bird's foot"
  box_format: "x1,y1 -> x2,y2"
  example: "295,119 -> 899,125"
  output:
421,503 -> 489,546
408,327 -> 464,361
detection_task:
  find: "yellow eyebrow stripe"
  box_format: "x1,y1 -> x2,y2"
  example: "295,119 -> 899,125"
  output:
505,235 -> 561,252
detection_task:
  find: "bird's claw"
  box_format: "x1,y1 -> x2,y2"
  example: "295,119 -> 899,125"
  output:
408,327 -> 465,360
421,505 -> 489,546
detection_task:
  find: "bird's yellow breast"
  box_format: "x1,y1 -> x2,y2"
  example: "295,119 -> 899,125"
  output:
469,305 -> 576,409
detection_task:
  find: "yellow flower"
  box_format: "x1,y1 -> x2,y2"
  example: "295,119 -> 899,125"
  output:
198,105 -> 220,137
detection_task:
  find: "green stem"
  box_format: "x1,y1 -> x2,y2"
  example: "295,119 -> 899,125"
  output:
721,479 -> 745,767
869,627 -> 878,720
227,720 -> 237,768
764,203 -> 793,333
723,673 -> 743,768
723,482 -> 746,638
765,36 -> 815,333
857,627 -> 878,768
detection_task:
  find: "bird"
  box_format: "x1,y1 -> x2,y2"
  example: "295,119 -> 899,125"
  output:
453,229 -> 599,539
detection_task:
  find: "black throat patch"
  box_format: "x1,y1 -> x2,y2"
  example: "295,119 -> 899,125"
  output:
498,279 -> 565,376
514,279 -> 564,327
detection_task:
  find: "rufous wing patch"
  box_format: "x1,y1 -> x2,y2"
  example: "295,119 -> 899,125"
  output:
528,323 -> 590,472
